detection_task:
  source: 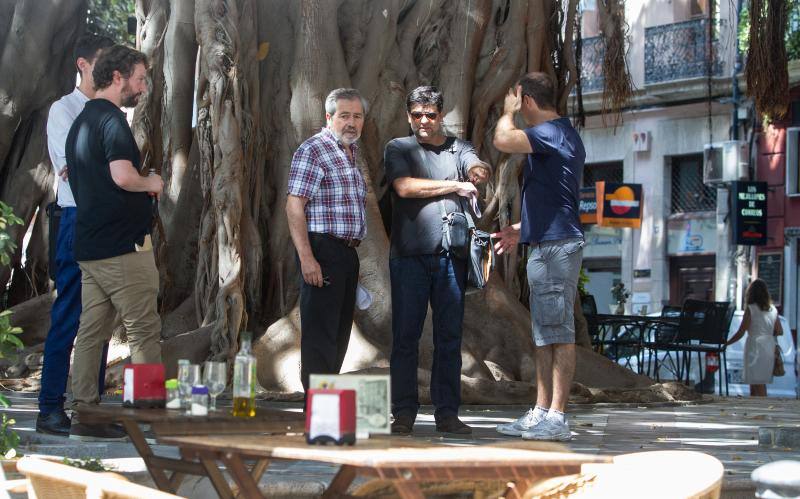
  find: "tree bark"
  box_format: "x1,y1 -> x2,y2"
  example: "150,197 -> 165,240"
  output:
0,0 -> 649,401
0,0 -> 86,300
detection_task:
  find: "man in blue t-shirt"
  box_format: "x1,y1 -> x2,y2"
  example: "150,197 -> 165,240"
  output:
491,72 -> 585,442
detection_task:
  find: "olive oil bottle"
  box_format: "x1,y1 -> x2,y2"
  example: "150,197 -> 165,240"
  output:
232,331 -> 257,417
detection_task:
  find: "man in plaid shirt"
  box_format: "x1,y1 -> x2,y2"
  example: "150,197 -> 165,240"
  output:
286,88 -> 368,392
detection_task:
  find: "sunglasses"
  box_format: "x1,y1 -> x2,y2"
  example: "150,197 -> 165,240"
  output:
410,112 -> 439,120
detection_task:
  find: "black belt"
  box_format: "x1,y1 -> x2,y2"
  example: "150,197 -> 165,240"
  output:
312,233 -> 361,248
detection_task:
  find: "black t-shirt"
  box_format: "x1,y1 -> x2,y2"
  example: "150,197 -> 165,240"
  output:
384,136 -> 482,258
66,99 -> 152,261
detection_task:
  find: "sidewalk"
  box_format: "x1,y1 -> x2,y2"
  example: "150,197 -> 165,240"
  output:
2,391 -> 798,498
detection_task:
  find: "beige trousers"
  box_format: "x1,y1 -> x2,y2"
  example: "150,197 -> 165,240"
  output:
71,250 -> 162,410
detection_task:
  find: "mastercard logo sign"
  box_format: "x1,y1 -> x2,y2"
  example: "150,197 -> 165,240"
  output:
604,185 -> 640,215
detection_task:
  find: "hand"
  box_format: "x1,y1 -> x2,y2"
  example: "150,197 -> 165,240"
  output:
503,85 -> 522,115
59,167 -> 69,181
467,164 -> 491,185
455,181 -> 478,198
490,225 -> 520,255
300,255 -> 324,287
149,174 -> 164,201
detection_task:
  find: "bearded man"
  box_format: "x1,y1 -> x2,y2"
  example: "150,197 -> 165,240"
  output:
286,88 -> 369,392
66,44 -> 163,440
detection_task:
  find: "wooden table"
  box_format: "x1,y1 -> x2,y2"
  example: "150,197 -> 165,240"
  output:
157,434 -> 611,499
78,405 -> 305,494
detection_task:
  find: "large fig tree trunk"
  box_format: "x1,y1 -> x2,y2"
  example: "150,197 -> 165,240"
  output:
1,0 -> 651,402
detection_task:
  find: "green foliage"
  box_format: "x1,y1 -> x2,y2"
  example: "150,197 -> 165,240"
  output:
0,311 -> 23,361
0,413 -> 20,459
578,267 -> 590,297
0,202 -> 23,268
739,0 -> 800,61
62,457 -> 114,472
87,0 -> 135,45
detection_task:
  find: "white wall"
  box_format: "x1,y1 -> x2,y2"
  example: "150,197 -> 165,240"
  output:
580,104 -> 732,312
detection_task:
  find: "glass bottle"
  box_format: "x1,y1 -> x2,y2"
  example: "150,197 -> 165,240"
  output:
165,379 -> 181,409
232,332 -> 257,418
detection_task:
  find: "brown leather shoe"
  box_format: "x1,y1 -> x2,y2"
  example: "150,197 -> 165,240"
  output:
391,414 -> 415,435
435,415 -> 472,435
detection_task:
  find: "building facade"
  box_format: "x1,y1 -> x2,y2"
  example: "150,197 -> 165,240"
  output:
576,0 -> 798,329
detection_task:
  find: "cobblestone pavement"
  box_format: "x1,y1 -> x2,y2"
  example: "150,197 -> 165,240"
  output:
2,391 -> 798,497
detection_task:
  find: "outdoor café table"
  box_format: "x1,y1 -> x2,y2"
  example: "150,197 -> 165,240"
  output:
77,404 -> 305,494
157,433 -> 611,499
591,314 -> 679,372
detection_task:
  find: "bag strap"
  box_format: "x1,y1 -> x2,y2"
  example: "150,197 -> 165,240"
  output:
415,147 -> 460,222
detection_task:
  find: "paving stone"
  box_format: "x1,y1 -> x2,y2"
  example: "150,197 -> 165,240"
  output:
2,391 -> 799,497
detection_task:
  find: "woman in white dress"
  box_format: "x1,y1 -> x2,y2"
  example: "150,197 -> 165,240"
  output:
726,279 -> 783,397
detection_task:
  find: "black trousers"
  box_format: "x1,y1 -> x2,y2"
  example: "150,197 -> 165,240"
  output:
299,233 -> 359,392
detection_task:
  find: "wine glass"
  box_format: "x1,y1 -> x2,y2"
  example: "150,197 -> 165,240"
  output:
177,362 -> 200,414
203,361 -> 227,411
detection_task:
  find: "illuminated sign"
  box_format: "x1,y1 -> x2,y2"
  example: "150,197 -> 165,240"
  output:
731,181 -> 767,246
579,187 -> 598,224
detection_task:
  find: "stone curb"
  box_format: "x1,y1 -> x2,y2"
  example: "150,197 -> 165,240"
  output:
758,425 -> 800,448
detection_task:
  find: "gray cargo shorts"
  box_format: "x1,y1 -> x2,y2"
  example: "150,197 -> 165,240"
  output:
527,237 -> 584,346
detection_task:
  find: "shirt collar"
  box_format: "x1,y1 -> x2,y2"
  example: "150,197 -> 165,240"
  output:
72,87 -> 91,103
322,127 -> 359,153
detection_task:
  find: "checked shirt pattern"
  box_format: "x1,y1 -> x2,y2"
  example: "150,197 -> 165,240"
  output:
288,128 -> 367,240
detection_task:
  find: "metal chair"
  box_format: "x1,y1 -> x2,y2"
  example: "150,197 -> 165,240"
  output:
642,306 -> 682,380
649,300 -> 733,395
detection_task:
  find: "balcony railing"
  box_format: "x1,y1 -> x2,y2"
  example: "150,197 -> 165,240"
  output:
578,36 -> 605,92
645,18 -> 724,85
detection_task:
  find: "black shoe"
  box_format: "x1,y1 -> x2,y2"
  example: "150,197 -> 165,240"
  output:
69,422 -> 128,442
435,415 -> 472,435
36,411 -> 71,436
391,414 -> 415,435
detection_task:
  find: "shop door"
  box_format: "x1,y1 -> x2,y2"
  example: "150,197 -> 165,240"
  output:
669,255 -> 715,306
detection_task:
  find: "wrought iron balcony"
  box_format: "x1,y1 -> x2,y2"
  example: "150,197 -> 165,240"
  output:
645,18 -> 725,85
579,36 -> 605,92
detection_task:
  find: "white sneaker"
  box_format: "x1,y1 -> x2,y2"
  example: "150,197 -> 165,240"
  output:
496,408 -> 544,436
521,417 -> 572,441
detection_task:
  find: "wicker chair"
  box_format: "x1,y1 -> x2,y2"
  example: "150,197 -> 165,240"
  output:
16,457 -> 183,499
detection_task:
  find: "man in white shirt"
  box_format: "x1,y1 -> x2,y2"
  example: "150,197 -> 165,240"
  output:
37,34 -> 114,436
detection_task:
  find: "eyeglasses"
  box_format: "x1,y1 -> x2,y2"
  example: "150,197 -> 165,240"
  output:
410,112 -> 439,120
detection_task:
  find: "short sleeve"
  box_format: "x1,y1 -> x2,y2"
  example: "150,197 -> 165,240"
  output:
102,115 -> 138,164
384,140 -> 413,184
287,145 -> 323,199
524,123 -> 560,155
458,140 -> 490,178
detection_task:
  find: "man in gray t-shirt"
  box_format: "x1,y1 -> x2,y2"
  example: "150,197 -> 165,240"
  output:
384,86 -> 489,436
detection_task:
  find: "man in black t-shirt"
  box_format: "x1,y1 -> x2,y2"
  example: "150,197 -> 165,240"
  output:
65,45 -> 164,441
383,86 -> 490,436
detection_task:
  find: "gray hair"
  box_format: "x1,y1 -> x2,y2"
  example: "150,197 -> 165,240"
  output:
324,88 -> 369,116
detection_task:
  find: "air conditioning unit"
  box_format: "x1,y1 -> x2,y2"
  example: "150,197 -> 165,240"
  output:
703,140 -> 748,184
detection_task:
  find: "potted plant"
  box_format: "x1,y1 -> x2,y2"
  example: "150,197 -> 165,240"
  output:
610,281 -> 630,315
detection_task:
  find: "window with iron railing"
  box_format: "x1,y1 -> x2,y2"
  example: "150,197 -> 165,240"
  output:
583,161 -> 623,188
578,36 -> 605,93
645,18 -> 725,84
671,155 -> 717,213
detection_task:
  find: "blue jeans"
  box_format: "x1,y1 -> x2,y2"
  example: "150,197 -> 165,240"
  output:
39,207 -> 107,416
389,255 -> 466,420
